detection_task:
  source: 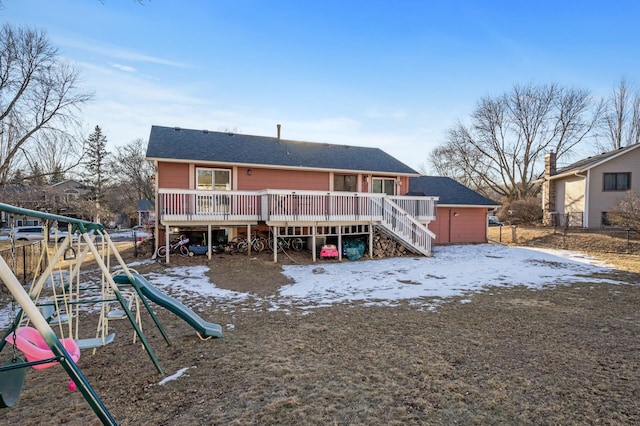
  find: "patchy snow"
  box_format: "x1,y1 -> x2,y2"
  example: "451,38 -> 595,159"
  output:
276,244 -> 619,309
154,366 -> 193,386
0,244 -> 625,330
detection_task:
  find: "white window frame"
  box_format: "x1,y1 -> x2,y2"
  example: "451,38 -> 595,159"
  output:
196,167 -> 231,191
372,177 -> 396,195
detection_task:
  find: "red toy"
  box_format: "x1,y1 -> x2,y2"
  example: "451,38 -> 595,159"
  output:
320,244 -> 339,258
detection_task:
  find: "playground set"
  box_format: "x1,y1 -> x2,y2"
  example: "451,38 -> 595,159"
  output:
0,203 -> 222,425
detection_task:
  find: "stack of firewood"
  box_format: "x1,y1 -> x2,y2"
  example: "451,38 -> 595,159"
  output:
372,231 -> 407,258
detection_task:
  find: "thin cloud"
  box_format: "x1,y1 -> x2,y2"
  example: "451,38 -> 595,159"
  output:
110,63 -> 137,73
55,35 -> 191,68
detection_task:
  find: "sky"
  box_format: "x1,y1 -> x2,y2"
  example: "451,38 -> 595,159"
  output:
2,1 -> 640,171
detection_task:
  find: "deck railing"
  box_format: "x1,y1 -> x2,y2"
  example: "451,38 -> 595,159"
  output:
389,195 -> 437,221
263,190 -> 386,222
158,189 -> 263,222
376,197 -> 435,256
158,188 -> 438,255
159,189 -> 437,224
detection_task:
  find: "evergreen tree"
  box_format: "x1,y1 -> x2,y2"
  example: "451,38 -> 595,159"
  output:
27,162 -> 46,186
83,125 -> 110,221
49,165 -> 65,184
9,169 -> 25,184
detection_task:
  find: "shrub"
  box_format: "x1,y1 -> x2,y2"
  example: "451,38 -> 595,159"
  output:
608,191 -> 640,232
497,198 -> 543,225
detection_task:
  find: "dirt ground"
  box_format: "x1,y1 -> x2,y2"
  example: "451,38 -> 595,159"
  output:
1,229 -> 640,425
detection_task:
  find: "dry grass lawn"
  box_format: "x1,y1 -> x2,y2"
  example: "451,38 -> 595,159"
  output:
1,228 -> 639,425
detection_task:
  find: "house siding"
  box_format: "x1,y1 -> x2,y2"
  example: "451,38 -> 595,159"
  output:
429,207 -> 488,244
158,162 -> 190,188
157,161 -> 409,193
587,148 -> 640,227
557,176 -> 586,215
238,167 -> 330,191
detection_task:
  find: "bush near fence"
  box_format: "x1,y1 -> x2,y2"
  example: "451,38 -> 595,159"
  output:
488,225 -> 640,254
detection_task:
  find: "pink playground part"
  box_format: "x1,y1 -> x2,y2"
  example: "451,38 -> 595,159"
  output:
4,327 -> 80,370
320,244 -> 339,258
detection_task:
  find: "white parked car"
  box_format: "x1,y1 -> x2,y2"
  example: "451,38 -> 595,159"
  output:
10,226 -> 69,242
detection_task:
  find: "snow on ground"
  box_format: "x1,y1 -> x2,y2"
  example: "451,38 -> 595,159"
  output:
276,244 -> 619,310
0,244 -> 625,329
130,244 -> 622,314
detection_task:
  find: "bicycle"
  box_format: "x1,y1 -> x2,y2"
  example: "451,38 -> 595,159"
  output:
266,232 -> 304,253
232,231 -> 267,253
156,234 -> 190,257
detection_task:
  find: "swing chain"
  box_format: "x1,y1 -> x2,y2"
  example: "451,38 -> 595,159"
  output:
9,216 -> 18,361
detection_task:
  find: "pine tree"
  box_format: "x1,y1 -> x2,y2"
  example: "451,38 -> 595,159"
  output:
27,163 -> 46,186
49,165 -> 65,184
83,125 -> 110,221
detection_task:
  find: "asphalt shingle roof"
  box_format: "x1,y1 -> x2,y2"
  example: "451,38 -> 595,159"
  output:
554,144 -> 640,176
408,176 -> 499,206
146,125 -> 418,175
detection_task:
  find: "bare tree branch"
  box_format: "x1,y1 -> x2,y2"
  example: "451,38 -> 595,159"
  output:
0,24 -> 93,185
430,83 -> 601,201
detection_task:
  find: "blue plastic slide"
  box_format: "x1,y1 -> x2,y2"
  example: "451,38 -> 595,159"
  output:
113,273 -> 222,338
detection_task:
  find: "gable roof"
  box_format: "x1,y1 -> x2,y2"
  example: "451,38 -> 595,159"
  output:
551,144 -> 640,179
146,125 -> 418,175
137,200 -> 154,211
408,176 -> 499,207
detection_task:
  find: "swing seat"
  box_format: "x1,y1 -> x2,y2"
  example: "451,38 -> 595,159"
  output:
0,356 -> 27,408
4,327 -> 80,370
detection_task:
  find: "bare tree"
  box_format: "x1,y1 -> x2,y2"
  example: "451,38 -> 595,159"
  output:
23,126 -> 85,183
0,24 -> 93,185
608,191 -> 640,232
101,138 -> 154,227
110,138 -> 155,203
601,77 -> 640,150
430,83 -> 603,201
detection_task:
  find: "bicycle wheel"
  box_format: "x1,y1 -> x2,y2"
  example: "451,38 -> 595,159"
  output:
236,240 -> 248,253
252,239 -> 265,253
156,246 -> 167,257
290,238 -> 304,251
179,245 -> 189,257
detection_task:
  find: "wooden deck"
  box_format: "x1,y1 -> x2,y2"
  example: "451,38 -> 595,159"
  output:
156,189 -> 438,258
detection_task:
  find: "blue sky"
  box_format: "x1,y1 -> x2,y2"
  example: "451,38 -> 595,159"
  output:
2,1 -> 640,170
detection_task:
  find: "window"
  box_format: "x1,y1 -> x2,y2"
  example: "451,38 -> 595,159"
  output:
372,178 -> 396,195
603,172 -> 630,191
196,168 -> 230,191
196,168 -> 231,214
64,189 -> 79,202
334,175 -> 357,192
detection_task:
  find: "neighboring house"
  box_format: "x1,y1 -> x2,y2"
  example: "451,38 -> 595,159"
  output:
408,176 -> 500,244
137,200 -> 155,228
0,179 -> 89,228
146,125 -> 438,261
49,179 -> 88,205
542,144 -> 640,228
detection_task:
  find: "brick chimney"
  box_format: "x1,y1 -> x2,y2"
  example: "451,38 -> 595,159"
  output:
543,151 -> 557,226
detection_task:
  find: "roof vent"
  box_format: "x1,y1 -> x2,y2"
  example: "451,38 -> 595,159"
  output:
202,129 -> 209,133
174,127 -> 181,131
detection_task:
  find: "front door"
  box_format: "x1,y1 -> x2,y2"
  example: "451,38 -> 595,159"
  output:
195,168 -> 231,213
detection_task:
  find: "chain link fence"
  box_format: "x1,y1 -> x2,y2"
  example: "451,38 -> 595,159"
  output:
489,225 -> 640,254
